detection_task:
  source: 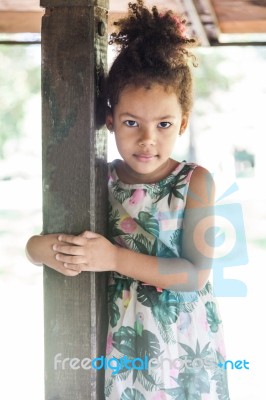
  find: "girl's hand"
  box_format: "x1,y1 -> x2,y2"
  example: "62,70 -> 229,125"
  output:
52,231 -> 118,273
26,234 -> 81,277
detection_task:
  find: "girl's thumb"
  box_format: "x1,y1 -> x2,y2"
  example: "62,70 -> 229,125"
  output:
80,230 -> 101,239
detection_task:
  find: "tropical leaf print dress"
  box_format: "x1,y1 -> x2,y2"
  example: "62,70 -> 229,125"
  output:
105,160 -> 230,400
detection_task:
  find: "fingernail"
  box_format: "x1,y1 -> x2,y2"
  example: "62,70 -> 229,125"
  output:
58,235 -> 62,241
55,254 -> 60,260
53,245 -> 57,250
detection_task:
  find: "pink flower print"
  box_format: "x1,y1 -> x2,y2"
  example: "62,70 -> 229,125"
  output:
151,391 -> 168,400
161,219 -> 177,231
170,367 -> 179,380
177,312 -> 191,332
122,289 -> 130,308
180,170 -> 192,186
202,394 -> 212,400
120,216 -> 137,233
129,189 -> 146,205
169,366 -> 180,388
106,333 -> 114,355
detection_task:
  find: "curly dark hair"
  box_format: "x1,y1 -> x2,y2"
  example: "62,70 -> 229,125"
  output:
107,0 -> 198,115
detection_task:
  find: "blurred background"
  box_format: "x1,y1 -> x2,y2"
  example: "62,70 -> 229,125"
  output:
1,2 -> 266,399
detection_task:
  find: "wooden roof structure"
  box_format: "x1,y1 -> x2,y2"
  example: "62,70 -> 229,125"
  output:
0,0 -> 266,45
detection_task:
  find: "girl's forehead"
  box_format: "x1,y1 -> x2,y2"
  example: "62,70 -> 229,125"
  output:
113,83 -> 182,117
120,82 -> 176,97
117,83 -> 179,106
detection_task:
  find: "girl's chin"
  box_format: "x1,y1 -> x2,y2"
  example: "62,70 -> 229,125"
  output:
129,158 -> 172,178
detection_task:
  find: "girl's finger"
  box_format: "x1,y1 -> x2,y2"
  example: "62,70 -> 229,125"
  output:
63,263 -> 85,273
58,235 -> 87,246
55,254 -> 85,265
63,268 -> 81,277
53,244 -> 84,256
80,231 -> 101,239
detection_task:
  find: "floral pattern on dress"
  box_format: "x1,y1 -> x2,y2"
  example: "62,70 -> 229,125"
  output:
105,160 -> 230,399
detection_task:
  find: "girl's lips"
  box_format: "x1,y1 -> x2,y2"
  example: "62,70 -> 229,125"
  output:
134,154 -> 157,162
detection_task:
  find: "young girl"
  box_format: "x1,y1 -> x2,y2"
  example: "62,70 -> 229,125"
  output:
26,1 -> 230,398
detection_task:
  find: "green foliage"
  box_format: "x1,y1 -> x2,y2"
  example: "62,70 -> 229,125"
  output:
121,388 -> 146,400
193,47 -> 248,104
194,49 -> 230,98
112,325 -> 161,389
0,45 -> 40,158
134,212 -> 160,237
205,301 -> 222,333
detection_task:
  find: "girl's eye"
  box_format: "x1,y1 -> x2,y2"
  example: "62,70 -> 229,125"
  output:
124,120 -> 138,127
158,122 -> 172,129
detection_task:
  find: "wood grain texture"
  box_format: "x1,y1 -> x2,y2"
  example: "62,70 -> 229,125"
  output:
220,20 -> 266,33
42,4 -> 108,399
210,0 -> 266,32
0,0 -> 106,9
211,0 -> 266,20
0,11 -> 43,33
2,0 -> 266,36
0,0 -> 41,11
211,0 -> 266,21
40,0 -> 108,7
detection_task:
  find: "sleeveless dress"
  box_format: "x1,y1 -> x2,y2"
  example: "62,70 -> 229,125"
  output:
105,160 -> 230,400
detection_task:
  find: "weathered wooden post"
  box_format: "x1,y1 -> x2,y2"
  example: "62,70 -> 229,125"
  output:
40,1 -> 108,399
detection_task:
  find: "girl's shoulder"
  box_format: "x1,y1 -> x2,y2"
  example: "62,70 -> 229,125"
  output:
173,160 -> 198,177
185,165 -> 215,209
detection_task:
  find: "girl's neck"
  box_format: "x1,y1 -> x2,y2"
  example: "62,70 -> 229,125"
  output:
115,158 -> 180,184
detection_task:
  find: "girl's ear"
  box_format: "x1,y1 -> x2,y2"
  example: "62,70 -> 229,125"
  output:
106,108 -> 114,132
179,114 -> 189,135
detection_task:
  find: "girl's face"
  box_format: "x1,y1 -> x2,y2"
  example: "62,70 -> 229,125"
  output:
106,83 -> 188,183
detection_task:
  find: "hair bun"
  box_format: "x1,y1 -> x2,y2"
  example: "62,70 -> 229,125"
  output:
107,0 -> 198,114
109,1 -> 196,50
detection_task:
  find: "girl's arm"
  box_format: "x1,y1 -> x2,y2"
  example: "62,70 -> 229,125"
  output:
25,234 -> 80,277
53,166 -> 215,291
114,166 -> 215,291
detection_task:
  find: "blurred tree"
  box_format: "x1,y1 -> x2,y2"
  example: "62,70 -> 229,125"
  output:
194,49 -> 230,99
188,47 -> 244,162
0,45 -> 40,158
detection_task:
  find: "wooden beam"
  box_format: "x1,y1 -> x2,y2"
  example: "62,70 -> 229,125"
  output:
0,1 -> 180,34
220,20 -> 266,34
41,1 -> 108,399
210,0 -> 266,33
41,0 -> 108,6
181,0 -> 210,45
190,0 -> 220,43
2,0 -> 266,36
0,11 -> 43,33
0,0 -> 40,11
109,0 -> 211,45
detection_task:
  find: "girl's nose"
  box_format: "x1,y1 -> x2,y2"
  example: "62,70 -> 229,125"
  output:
138,128 -> 156,146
